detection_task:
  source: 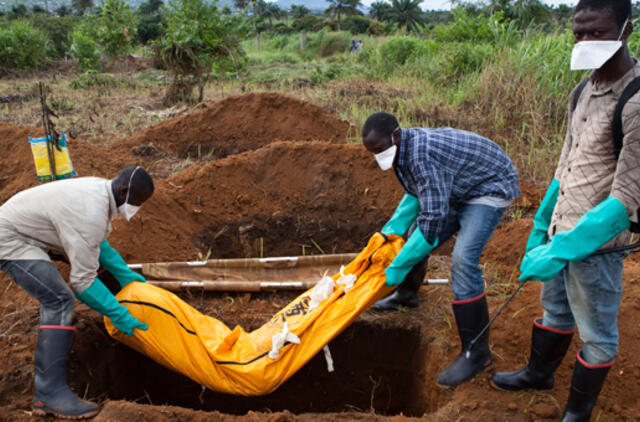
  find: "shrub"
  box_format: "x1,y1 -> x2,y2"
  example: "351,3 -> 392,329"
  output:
70,30 -> 101,71
70,70 -> 119,89
97,0 -> 137,57
366,20 -> 386,35
273,23 -> 293,35
379,36 -> 421,66
431,7 -> 503,42
160,0 -> 247,104
28,15 -> 76,59
437,41 -> 494,83
309,64 -> 341,84
341,15 -> 371,35
137,13 -> 165,44
292,15 -> 323,32
304,29 -> 350,58
0,20 -> 49,70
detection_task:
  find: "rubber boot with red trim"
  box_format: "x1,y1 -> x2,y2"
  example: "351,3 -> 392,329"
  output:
371,259 -> 427,311
491,318 -> 574,391
436,293 -> 492,387
33,326 -> 99,419
561,352 -> 613,422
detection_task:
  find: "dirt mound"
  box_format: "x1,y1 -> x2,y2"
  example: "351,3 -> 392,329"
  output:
115,92 -> 352,160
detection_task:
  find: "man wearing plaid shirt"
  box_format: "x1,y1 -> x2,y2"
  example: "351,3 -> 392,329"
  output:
362,112 -> 520,387
493,1 -> 640,420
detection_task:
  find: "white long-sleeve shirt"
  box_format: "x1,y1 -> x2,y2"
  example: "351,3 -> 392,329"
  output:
0,177 -> 118,293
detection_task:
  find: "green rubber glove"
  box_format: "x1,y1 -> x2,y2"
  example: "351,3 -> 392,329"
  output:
519,197 -> 629,282
382,194 -> 421,237
526,178 -> 560,252
99,240 -> 145,288
76,278 -> 148,336
385,228 -> 436,286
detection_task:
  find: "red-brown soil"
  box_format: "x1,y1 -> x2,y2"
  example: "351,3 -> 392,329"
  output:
1,93 -> 639,422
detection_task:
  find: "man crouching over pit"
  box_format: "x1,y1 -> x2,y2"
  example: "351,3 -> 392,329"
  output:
0,166 -> 153,418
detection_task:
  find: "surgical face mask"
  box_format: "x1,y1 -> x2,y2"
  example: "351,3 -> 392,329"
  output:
374,133 -> 398,171
118,167 -> 141,221
570,17 -> 629,71
118,203 -> 140,221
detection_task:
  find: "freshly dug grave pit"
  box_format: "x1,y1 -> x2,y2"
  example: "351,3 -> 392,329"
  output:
67,306 -> 443,417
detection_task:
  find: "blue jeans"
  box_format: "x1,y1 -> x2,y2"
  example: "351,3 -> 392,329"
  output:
540,252 -> 626,365
417,203 -> 506,301
0,260 -> 75,326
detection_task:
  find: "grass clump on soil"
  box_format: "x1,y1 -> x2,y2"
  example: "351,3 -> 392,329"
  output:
70,71 -> 121,89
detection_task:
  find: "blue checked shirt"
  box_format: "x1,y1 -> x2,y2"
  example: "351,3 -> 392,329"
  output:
395,128 -> 520,243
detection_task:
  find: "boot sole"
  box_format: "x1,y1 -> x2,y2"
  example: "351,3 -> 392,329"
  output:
435,360 -> 493,389
489,378 -> 553,392
33,407 -> 99,419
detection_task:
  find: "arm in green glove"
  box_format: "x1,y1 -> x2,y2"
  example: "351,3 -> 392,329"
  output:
526,179 -> 560,252
99,240 -> 145,288
519,196 -> 629,282
75,278 -> 148,336
381,194 -> 421,236
385,228 -> 436,286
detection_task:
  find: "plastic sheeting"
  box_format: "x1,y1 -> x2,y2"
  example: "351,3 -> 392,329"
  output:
104,233 -> 403,396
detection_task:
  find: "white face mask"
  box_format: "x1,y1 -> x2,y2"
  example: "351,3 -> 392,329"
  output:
118,167 -> 142,221
570,17 -> 628,71
118,203 -> 140,221
374,144 -> 397,171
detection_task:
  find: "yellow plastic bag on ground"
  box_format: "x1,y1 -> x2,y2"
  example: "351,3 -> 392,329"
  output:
28,133 -> 77,183
105,233 -> 403,396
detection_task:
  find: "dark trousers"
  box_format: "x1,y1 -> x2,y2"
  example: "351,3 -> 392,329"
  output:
0,260 -> 74,326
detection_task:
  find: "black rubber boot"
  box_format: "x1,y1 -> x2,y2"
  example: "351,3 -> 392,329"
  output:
561,352 -> 613,422
32,326 -> 99,419
371,258 -> 427,311
491,318 -> 574,391
436,293 -> 492,387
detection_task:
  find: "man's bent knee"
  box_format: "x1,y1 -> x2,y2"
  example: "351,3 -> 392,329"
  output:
41,289 -> 75,326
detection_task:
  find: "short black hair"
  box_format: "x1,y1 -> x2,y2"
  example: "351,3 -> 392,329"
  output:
575,0 -> 631,26
362,112 -> 399,138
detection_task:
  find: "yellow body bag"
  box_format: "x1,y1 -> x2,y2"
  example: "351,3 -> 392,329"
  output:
105,233 -> 403,396
28,133 -> 77,183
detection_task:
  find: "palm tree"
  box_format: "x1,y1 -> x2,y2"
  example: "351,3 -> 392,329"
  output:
56,4 -> 72,16
233,0 -> 250,12
261,2 -> 283,26
72,0 -> 93,15
290,4 -> 310,19
325,0 -> 362,29
369,1 -> 391,22
138,0 -> 163,15
509,0 -> 551,27
387,0 -> 425,33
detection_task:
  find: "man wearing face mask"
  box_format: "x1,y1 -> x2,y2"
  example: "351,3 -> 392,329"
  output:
362,112 -> 520,387
0,165 -> 153,418
492,1 -> 640,420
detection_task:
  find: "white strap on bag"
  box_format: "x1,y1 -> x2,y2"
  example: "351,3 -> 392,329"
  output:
308,271 -> 335,311
336,266 -> 357,292
268,322 -> 300,359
